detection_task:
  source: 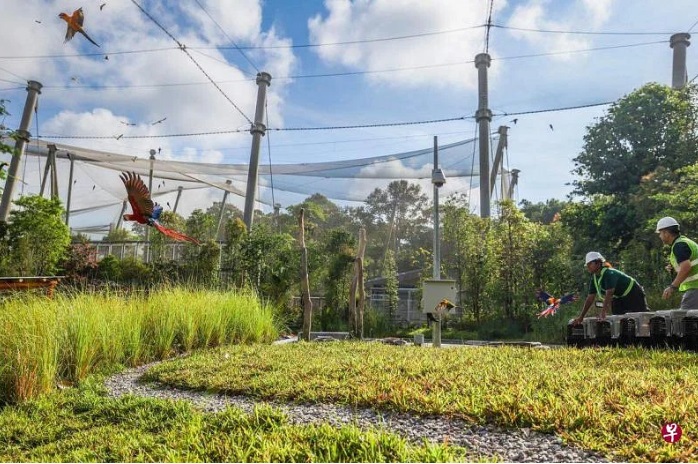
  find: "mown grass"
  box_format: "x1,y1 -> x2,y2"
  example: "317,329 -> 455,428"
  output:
145,342 -> 698,462
0,288 -> 278,404
0,377 -> 472,463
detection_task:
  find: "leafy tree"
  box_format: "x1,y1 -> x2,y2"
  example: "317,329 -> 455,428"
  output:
491,201 -> 536,319
103,227 -> 137,242
206,201 -> 242,241
519,198 -> 568,224
321,229 -> 356,328
572,83 -> 698,197
359,180 -> 430,276
5,195 -> 70,276
442,199 -> 494,322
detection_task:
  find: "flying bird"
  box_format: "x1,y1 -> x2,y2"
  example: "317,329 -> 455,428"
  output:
99,3 -> 106,10
510,118 -> 518,125
427,299 -> 456,323
58,8 -> 100,48
151,117 -> 167,125
548,124 -> 554,131
35,20 -> 42,24
104,55 -> 109,60
120,121 -> 136,126
115,134 -> 123,140
120,171 -> 200,244
535,290 -> 578,318
166,201 -> 171,209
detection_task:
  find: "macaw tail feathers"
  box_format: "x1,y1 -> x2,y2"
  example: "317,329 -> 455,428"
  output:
152,221 -> 200,244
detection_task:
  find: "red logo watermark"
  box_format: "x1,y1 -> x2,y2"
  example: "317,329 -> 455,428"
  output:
661,423 -> 682,443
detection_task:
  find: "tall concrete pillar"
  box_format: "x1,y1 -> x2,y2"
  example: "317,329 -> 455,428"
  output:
475,54 -> 492,218
670,33 -> 691,89
243,72 -> 272,231
0,80 -> 42,222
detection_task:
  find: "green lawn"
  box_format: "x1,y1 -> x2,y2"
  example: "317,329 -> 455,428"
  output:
0,377 -> 470,463
144,342 -> 698,462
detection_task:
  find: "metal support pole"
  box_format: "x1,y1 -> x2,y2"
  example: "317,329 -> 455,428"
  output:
508,169 -> 521,200
173,186 -> 183,213
145,149 -> 155,243
670,33 -> 691,90
65,154 -> 75,225
243,72 -> 272,231
116,200 -> 128,230
431,135 -> 446,348
216,180 -> 232,239
490,126 -> 508,198
0,80 -> 42,222
475,53 -> 492,218
40,144 -> 56,196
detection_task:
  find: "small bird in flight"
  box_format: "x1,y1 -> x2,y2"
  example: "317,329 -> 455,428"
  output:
549,124 -> 554,131
58,8 -> 100,48
120,121 -> 136,126
510,118 -> 518,125
115,134 -> 123,140
151,117 -> 167,125
99,3 -> 106,10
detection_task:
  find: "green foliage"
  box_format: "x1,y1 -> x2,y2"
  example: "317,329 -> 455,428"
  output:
519,198 -> 568,224
119,256 -> 152,284
3,195 -> 70,276
102,227 -> 137,242
321,228 -> 356,326
96,254 -> 122,281
185,208 -> 216,243
359,180 -> 430,276
573,82 -> 698,197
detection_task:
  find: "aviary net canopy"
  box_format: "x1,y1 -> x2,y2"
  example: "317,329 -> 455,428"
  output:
9,136 -> 488,233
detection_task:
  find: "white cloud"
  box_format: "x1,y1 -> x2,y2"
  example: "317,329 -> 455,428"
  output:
307,0 -> 508,89
504,0 -> 614,60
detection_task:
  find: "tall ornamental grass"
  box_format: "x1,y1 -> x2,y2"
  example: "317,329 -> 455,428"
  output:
0,288 -> 278,404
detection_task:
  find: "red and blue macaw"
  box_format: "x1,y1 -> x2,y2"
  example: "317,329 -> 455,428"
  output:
535,290 -> 578,318
120,171 -> 200,244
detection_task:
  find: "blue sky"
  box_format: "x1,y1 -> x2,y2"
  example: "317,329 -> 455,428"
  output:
1,0 -> 697,232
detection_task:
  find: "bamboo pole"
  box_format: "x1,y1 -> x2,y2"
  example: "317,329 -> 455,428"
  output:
299,208 -> 312,341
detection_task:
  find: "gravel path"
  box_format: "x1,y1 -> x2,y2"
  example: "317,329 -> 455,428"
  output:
104,361 -> 609,463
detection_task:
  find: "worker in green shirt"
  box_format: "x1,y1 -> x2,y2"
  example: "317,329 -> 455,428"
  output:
573,251 -> 648,325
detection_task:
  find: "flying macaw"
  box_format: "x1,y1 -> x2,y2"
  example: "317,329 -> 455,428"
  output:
120,171 -> 200,244
427,299 -> 456,323
58,8 -> 100,47
535,290 -> 578,318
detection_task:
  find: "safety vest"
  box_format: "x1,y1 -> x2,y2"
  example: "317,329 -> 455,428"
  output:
593,268 -> 634,300
670,236 -> 698,292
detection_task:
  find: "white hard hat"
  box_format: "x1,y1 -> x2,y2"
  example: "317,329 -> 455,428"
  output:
656,216 -> 680,233
585,251 -> 604,265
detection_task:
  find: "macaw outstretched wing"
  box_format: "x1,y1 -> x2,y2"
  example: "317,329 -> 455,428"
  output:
120,171 -> 155,218
536,289 -> 553,303
559,293 -> 579,305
